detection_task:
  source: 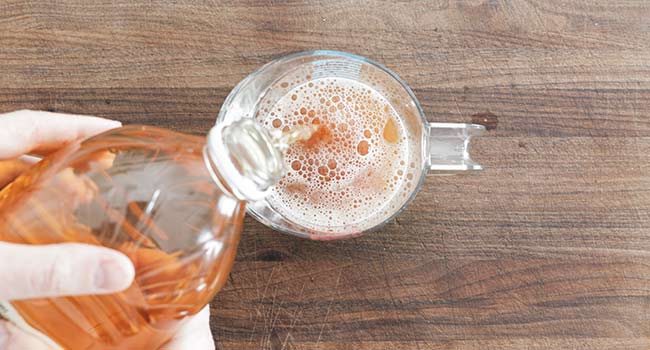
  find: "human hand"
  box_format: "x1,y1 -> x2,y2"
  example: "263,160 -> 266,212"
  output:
0,110 -> 215,350
159,306 -> 215,350
0,110 -> 135,349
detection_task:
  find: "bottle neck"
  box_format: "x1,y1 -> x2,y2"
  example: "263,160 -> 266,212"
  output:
204,119 -> 285,201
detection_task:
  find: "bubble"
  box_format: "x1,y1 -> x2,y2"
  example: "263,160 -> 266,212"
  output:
357,140 -> 370,156
257,77 -> 413,233
383,118 -> 399,143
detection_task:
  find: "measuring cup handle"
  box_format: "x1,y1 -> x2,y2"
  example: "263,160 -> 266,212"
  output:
426,123 -> 485,174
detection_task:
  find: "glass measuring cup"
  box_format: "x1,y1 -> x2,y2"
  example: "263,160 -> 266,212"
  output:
217,50 -> 484,239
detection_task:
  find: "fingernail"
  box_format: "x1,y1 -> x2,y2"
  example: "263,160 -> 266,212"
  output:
94,259 -> 133,292
101,119 -> 122,128
90,117 -> 121,130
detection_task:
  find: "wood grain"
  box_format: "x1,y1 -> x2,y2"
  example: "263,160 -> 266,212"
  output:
1,1 -> 650,349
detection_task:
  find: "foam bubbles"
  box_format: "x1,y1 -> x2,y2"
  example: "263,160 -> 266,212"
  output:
257,77 -> 416,233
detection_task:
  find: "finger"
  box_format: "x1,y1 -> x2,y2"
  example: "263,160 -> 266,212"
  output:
159,306 -> 215,350
0,110 -> 121,159
0,242 -> 135,300
0,320 -> 52,350
52,167 -> 99,205
0,159 -> 32,189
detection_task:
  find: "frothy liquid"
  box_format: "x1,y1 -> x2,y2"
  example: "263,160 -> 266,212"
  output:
257,78 -> 416,233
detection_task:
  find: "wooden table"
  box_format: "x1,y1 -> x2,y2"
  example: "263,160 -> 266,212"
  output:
2,1 -> 650,349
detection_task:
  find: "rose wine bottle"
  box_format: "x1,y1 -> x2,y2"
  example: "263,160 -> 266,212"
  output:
0,119 -> 285,349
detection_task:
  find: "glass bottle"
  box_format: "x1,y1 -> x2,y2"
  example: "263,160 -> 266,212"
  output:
0,119 -> 284,349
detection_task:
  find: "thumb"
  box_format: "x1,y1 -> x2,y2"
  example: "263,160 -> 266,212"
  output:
0,320 -> 53,350
158,306 -> 215,350
0,242 -> 135,300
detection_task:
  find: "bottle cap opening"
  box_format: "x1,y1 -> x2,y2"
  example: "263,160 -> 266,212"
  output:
206,119 -> 284,201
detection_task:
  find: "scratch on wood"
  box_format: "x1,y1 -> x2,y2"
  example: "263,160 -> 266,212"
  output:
315,268 -> 343,346
280,282 -> 307,350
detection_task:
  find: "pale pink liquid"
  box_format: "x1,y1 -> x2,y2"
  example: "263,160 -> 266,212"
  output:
257,78 -> 418,233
